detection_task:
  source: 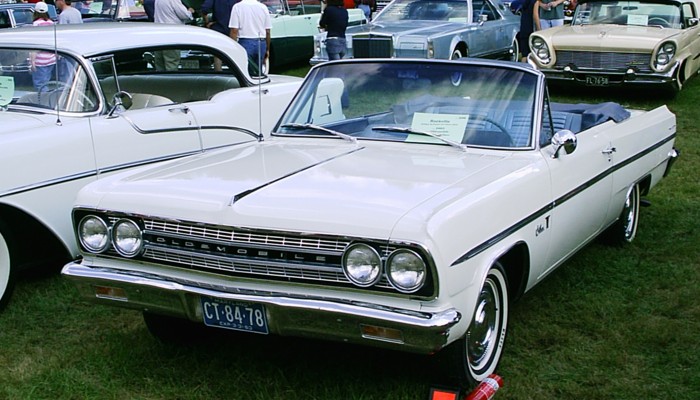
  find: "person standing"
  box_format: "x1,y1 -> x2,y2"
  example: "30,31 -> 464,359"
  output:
30,2 -> 56,93
534,0 -> 565,30
55,0 -> 83,24
153,0 -> 194,70
518,0 -> 537,61
354,0 -> 374,21
201,0 -> 239,36
319,0 -> 348,61
229,0 -> 271,75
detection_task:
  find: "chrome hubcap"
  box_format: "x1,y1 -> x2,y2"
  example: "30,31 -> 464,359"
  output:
467,279 -> 500,370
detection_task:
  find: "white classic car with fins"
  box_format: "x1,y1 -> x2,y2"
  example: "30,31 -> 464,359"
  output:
0,22 -> 302,310
62,58 -> 678,388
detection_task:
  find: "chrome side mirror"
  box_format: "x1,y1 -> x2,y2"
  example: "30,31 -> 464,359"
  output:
688,18 -> 699,27
551,129 -> 577,158
108,91 -> 133,117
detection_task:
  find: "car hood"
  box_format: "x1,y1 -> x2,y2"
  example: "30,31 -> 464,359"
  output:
544,24 -> 680,51
84,139 -> 524,239
348,20 -> 470,39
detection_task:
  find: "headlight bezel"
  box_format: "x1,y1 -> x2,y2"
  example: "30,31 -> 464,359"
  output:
77,215 -> 110,254
530,36 -> 551,64
341,243 -> 383,287
386,248 -> 427,293
111,218 -> 144,258
654,41 -> 676,69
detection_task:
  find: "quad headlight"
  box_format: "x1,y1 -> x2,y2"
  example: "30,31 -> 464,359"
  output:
530,37 -> 551,64
655,42 -> 676,68
112,219 -> 143,257
387,249 -> 426,293
78,215 -> 109,253
342,243 -> 382,287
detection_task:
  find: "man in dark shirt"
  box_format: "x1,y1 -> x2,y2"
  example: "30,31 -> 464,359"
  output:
201,0 -> 239,35
319,0 -> 348,60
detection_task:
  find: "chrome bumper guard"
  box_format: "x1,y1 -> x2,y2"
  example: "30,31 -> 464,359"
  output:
62,261 -> 460,354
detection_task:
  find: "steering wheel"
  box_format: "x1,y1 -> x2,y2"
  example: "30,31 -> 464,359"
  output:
465,114 -> 513,147
42,80 -> 96,111
648,17 -> 670,27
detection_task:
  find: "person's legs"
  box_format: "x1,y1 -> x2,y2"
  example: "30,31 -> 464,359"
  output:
326,38 -> 346,60
32,64 -> 55,92
358,4 -> 370,20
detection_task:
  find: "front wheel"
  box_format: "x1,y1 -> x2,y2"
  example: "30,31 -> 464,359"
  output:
0,221 -> 16,311
438,262 -> 509,388
450,48 -> 466,60
508,38 -> 519,62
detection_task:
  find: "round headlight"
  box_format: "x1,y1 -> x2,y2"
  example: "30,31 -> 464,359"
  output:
531,37 -> 550,62
387,249 -> 426,293
342,243 -> 382,287
112,219 -> 143,257
78,215 -> 109,253
656,42 -> 676,66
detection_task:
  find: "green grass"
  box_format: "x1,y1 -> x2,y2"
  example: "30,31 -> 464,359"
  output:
1,66 -> 698,399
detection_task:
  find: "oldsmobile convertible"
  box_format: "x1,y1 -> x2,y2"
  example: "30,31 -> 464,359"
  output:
310,0 -> 520,64
61,58 -> 678,387
0,23 -> 302,310
528,0 -> 700,93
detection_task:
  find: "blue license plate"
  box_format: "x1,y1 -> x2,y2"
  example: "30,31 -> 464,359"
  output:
200,296 -> 268,334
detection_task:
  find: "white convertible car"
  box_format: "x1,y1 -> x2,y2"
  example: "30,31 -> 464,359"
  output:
0,23 -> 302,310
62,59 -> 678,388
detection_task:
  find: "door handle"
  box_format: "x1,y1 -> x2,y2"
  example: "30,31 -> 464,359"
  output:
602,147 -> 616,155
168,105 -> 190,114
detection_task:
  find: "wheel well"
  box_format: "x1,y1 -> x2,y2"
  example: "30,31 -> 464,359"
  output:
638,174 -> 653,197
0,204 -> 70,271
496,242 -> 530,302
454,42 -> 467,57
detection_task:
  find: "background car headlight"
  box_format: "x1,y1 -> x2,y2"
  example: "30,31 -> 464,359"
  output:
387,249 -> 426,293
342,243 -> 382,287
655,42 -> 676,67
111,219 -> 143,257
530,37 -> 551,63
78,215 -> 109,253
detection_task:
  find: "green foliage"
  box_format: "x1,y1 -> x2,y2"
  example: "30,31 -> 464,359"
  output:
1,70 -> 698,399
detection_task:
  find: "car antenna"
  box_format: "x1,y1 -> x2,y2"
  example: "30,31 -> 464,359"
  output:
53,22 -> 62,126
256,32 -> 264,140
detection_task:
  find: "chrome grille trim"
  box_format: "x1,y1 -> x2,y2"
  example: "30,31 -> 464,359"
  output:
555,51 -> 652,73
145,219 -> 351,252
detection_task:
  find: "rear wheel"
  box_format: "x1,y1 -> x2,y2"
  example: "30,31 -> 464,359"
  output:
438,262 -> 509,388
0,221 -> 16,311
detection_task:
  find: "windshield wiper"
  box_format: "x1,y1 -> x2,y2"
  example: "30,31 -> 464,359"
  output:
280,123 -> 357,143
372,126 -> 468,152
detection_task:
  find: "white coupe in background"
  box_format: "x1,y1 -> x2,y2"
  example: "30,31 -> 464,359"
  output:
62,59 -> 678,388
0,23 -> 302,310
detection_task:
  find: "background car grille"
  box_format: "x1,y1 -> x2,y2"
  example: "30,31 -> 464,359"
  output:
352,36 -> 393,58
141,218 -> 397,290
555,51 -> 652,73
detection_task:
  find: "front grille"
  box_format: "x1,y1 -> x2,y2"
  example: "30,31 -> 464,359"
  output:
352,36 -> 393,58
555,51 -> 652,73
141,218 -> 397,290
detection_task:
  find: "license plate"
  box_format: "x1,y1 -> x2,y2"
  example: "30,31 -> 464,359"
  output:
181,59 -> 200,70
585,75 -> 608,86
201,296 -> 268,334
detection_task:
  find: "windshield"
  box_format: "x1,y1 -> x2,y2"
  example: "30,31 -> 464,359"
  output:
0,48 -> 98,112
276,61 -> 538,149
375,0 -> 472,22
572,0 -> 682,28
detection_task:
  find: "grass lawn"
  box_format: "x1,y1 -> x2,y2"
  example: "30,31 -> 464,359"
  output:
0,63 -> 698,400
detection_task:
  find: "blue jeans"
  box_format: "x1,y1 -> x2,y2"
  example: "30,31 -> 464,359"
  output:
32,64 -> 55,92
326,37 -> 346,60
358,4 -> 371,20
239,38 -> 267,74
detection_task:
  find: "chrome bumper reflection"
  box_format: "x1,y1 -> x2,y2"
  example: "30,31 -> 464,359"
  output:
62,261 -> 460,354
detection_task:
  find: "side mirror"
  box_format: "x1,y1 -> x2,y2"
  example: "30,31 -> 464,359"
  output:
688,17 -> 699,27
551,129 -> 577,158
108,91 -> 133,117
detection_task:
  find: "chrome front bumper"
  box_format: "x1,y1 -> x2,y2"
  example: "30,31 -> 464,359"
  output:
62,260 -> 461,354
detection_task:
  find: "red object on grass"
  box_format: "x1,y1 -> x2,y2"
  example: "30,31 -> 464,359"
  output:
464,374 -> 504,400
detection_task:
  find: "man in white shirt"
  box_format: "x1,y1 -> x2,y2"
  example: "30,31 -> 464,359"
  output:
55,0 -> 83,24
153,0 -> 194,70
229,0 -> 271,75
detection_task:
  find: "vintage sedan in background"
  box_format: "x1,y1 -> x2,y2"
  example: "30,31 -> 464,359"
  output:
310,0 -> 520,64
62,58 -> 678,387
0,1 -> 57,28
69,0 -> 148,21
264,0 -> 367,69
0,22 -> 302,310
528,0 -> 700,92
